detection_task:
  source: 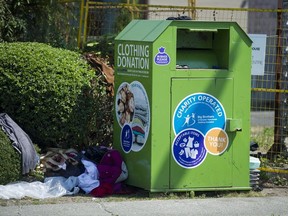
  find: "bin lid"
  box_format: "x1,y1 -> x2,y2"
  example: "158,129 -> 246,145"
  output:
115,20 -> 172,42
115,20 -> 252,45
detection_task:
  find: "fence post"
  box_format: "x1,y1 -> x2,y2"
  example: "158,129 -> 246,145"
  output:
78,0 -> 85,48
268,0 -> 287,158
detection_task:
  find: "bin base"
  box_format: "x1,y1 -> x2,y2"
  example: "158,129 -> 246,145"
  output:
147,186 -> 252,193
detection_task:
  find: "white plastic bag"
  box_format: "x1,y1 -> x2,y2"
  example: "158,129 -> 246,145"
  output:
0,176 -> 79,199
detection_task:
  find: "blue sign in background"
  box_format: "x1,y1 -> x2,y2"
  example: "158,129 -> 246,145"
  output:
173,93 -> 226,135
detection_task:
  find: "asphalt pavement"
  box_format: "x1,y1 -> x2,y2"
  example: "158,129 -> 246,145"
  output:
1,195 -> 288,216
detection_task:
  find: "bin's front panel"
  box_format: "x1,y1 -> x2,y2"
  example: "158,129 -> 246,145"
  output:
170,78 -> 233,189
114,41 -> 152,189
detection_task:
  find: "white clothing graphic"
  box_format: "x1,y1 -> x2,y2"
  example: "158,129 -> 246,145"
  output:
186,136 -> 194,148
180,135 -> 199,159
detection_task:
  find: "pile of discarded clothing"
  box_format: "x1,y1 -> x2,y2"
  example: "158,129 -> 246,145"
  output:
0,113 -> 129,199
0,146 -> 128,200
41,146 -> 128,198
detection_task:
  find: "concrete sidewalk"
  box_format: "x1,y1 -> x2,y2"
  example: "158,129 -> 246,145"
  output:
1,195 -> 288,216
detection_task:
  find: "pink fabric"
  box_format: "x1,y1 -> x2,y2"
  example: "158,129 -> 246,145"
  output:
90,150 -> 127,197
90,182 -> 113,197
90,150 -> 123,197
97,150 -> 123,184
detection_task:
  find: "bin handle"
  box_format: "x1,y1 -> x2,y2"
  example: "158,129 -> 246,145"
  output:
187,28 -> 218,32
226,119 -> 242,132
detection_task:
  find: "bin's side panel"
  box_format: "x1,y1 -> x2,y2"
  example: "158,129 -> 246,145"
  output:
149,26 -> 176,191
113,40 -> 153,190
229,26 -> 252,188
170,78 -> 234,189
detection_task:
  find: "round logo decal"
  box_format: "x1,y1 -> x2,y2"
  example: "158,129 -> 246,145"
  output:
204,128 -> 229,155
173,93 -> 226,135
172,129 -> 207,169
154,47 -> 170,65
121,124 -> 133,153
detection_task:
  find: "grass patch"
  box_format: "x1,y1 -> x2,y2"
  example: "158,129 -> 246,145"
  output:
251,127 -> 274,152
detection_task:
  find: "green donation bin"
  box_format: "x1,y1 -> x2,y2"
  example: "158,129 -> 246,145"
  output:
113,20 -> 252,192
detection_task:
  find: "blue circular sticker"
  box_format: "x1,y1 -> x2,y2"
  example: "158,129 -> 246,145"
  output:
121,124 -> 133,153
172,129 -> 207,169
173,93 -> 226,135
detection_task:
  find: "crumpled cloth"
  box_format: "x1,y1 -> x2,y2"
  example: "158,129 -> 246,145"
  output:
90,182 -> 113,197
0,113 -> 39,174
0,176 -> 79,199
78,159 -> 100,193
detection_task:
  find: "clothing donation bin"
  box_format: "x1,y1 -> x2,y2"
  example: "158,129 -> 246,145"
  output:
113,20 -> 252,192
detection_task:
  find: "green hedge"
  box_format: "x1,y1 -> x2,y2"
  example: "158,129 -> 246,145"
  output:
0,129 -> 21,184
0,42 -> 108,149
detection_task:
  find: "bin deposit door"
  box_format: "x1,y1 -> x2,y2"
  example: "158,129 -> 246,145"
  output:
170,77 -> 233,189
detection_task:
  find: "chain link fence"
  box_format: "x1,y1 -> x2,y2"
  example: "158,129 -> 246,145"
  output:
77,1 -> 288,159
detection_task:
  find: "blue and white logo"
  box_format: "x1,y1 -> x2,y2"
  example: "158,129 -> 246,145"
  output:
154,47 -> 170,65
121,124 -> 133,153
173,93 -> 226,135
172,129 -> 207,169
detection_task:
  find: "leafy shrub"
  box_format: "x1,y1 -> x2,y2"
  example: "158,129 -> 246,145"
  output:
0,42 -> 108,149
0,129 -> 21,184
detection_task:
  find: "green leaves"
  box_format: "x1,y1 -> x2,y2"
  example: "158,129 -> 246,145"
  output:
0,129 -> 21,184
0,0 -> 78,48
0,42 -> 99,149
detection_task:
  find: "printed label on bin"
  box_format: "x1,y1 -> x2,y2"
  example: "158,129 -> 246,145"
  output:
172,129 -> 207,169
173,93 -> 226,135
154,47 -> 170,65
121,124 -> 133,153
204,128 -> 229,155
116,81 -> 150,153
172,93 -> 228,168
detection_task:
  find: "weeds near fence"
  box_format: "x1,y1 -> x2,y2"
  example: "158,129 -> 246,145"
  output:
260,156 -> 288,187
251,127 -> 274,152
